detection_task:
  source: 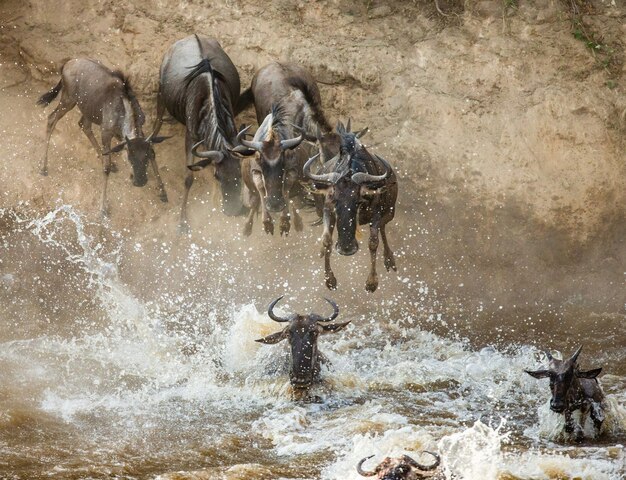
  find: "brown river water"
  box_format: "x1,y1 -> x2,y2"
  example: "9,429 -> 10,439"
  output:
0,204 -> 624,480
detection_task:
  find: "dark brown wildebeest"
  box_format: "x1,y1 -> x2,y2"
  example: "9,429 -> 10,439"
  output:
150,34 -> 245,231
37,58 -> 169,217
357,452 -> 441,479
525,346 -> 606,441
303,122 -> 398,292
235,62 -> 333,236
255,296 -> 350,391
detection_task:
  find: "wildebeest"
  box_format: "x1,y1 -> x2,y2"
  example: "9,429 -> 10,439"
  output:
255,296 -> 350,391
357,452 -> 441,479
150,34 -> 245,231
303,122 -> 398,292
235,62 -> 332,236
525,346 -> 606,441
37,58 -> 169,217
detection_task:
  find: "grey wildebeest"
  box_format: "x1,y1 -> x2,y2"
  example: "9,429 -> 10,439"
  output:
37,58 -> 169,217
303,122 -> 398,292
234,62 -> 334,236
525,346 -> 606,441
357,452 -> 441,479
255,296 -> 349,392
150,34 -> 245,231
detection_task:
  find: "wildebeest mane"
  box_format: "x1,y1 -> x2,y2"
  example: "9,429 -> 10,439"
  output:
287,75 -> 332,132
184,56 -> 238,149
111,69 -> 146,128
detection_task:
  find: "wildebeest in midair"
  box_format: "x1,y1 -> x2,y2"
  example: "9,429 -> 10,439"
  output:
150,34 -> 245,231
303,121 -> 398,292
235,62 -> 334,236
357,452 -> 441,479
525,346 -> 606,441
255,296 -> 350,391
37,58 -> 170,217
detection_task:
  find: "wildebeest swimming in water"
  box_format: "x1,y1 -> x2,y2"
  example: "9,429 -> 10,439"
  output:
235,62 -> 333,236
37,58 -> 170,218
303,121 -> 398,292
255,296 -> 350,393
357,452 -> 441,479
151,34 -> 245,231
525,346 -> 606,441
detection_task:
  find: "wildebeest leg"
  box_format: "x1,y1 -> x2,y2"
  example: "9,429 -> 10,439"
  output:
150,157 -> 168,203
590,401 -> 605,432
41,95 -> 75,176
243,187 -> 260,237
564,410 -> 584,442
149,91 -> 166,139
100,131 -> 114,218
179,132 -> 195,233
380,223 -> 397,272
252,172 -> 274,235
321,208 -> 337,290
279,171 -> 298,236
291,196 -> 304,233
365,220 -> 381,292
78,116 -> 118,173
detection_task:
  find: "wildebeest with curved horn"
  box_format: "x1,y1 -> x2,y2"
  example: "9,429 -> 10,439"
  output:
303,121 -> 398,292
525,346 -> 606,441
150,34 -> 245,231
234,62 -> 332,236
357,452 -> 441,479
37,58 -> 170,217
255,296 -> 350,391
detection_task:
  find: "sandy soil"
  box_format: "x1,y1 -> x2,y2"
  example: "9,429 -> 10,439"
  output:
1,0 -> 625,317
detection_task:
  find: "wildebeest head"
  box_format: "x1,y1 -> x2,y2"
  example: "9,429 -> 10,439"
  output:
105,135 -> 170,187
525,346 -> 602,413
233,107 -> 303,213
304,122 -> 390,256
188,139 -> 244,217
357,452 -> 441,479
255,296 -> 349,389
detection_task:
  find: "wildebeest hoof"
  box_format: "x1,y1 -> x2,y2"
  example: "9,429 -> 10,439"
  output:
101,207 -> 110,219
384,254 -> 397,272
365,275 -> 378,292
293,214 -> 303,232
280,218 -> 290,236
325,273 -> 337,290
243,222 -> 253,237
264,220 -> 274,235
109,162 -> 119,173
178,222 -> 191,235
39,168 -> 48,176
573,428 -> 584,442
159,191 -> 168,203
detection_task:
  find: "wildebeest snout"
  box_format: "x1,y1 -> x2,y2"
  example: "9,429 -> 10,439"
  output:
265,194 -> 286,213
336,239 -> 359,256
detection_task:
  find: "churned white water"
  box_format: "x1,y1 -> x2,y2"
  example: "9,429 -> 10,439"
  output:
0,206 -> 624,479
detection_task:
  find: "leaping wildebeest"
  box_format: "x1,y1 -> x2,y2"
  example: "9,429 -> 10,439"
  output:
235,62 -> 333,236
525,346 -> 606,441
356,452 -> 441,479
303,122 -> 398,292
255,296 -> 350,392
37,58 -> 169,217
150,34 -> 245,231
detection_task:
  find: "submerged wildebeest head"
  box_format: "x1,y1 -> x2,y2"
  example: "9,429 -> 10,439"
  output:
357,452 -> 441,479
525,346 -> 606,441
255,296 -> 349,389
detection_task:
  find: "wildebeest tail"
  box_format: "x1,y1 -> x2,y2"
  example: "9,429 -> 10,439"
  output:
287,76 -> 332,132
37,79 -> 62,107
235,87 -> 254,116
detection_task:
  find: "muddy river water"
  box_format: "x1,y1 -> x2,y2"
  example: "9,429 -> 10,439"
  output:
0,205 -> 624,479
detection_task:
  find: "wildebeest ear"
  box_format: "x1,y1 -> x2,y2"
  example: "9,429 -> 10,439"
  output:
187,160 -> 212,171
102,142 -> 127,155
149,135 -> 172,144
319,320 -> 350,334
524,369 -> 551,379
577,368 -> 602,379
255,329 -> 288,344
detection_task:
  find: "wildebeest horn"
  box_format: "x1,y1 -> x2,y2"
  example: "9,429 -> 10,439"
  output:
404,451 -> 441,471
346,118 -> 352,132
356,455 -> 376,477
351,164 -> 389,185
268,296 -> 289,323
290,123 -> 317,142
569,345 -> 583,364
303,153 -> 342,184
280,134 -> 303,151
190,140 -> 224,163
146,134 -> 172,144
236,125 -> 263,152
318,297 -> 339,322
